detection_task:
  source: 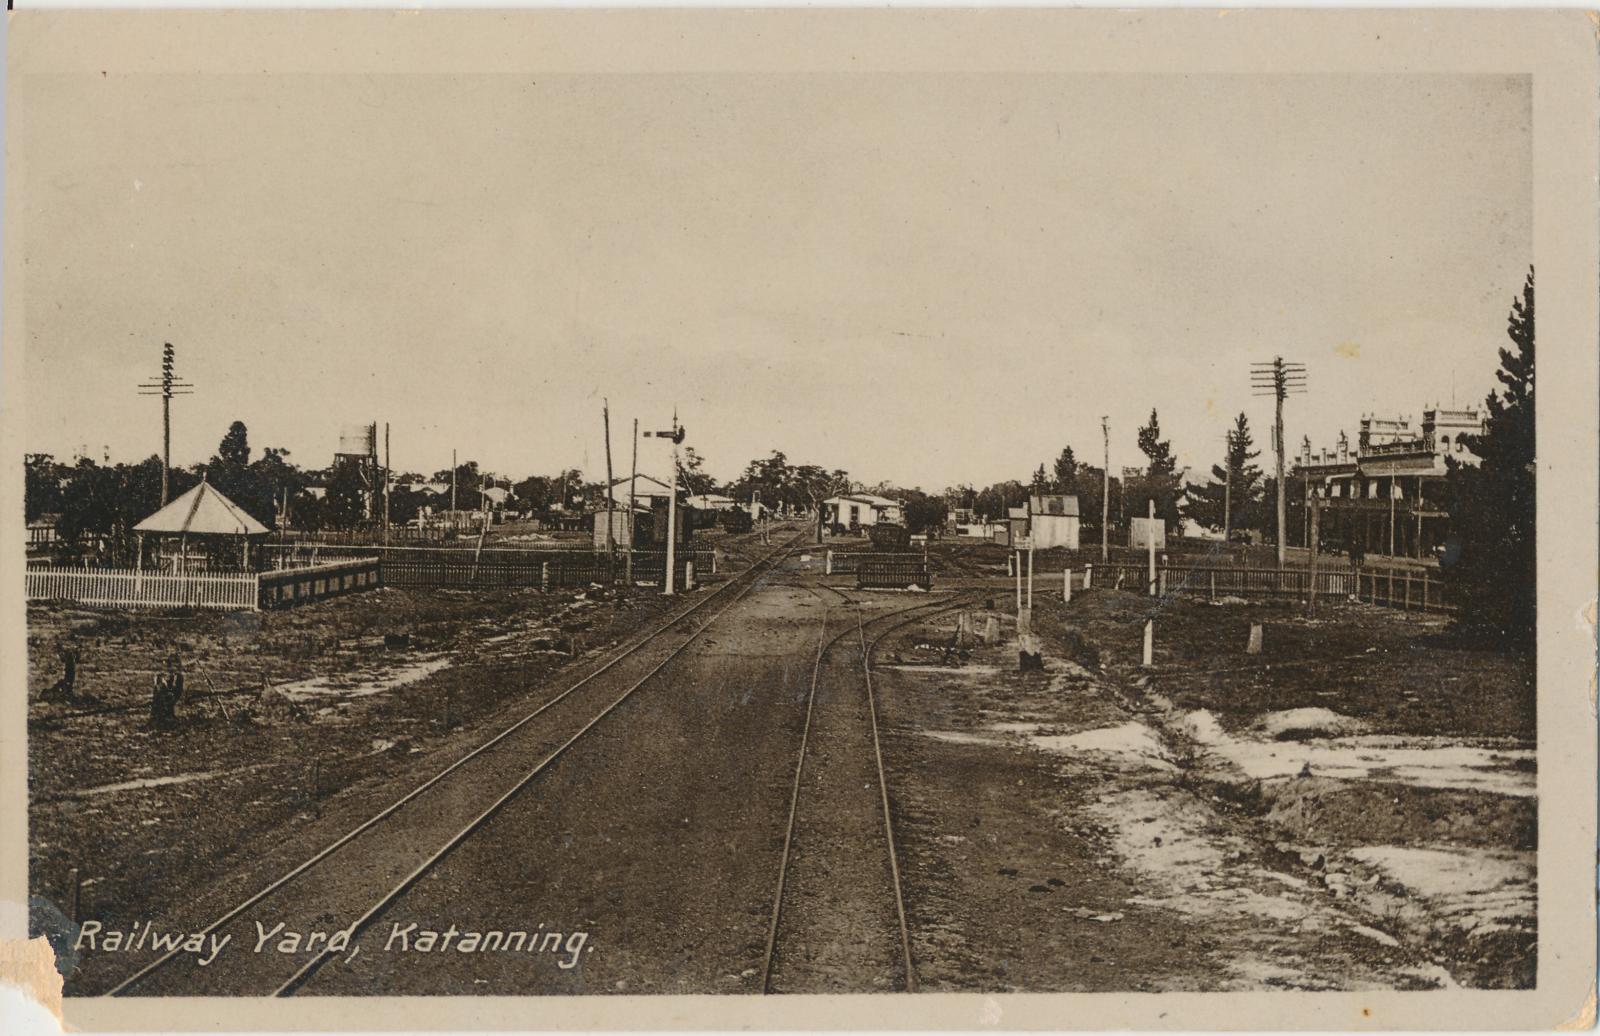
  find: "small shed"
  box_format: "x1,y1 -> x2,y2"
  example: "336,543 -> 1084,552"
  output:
1028,494 -> 1081,550
1005,506 -> 1030,548
134,479 -> 270,572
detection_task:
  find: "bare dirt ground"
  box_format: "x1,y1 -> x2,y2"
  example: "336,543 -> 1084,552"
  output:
33,531 -> 1534,995
28,533 -> 771,979
872,585 -> 1535,991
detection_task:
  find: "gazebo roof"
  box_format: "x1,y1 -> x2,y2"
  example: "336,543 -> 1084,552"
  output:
135,480 -> 270,536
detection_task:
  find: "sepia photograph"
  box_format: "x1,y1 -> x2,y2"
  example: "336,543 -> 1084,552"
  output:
1,9 -> 1595,1032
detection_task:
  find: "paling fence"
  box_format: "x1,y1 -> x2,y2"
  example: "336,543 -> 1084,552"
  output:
26,557 -> 383,612
25,566 -> 261,611
826,551 -> 927,576
851,553 -> 928,588
260,544 -> 717,590
1091,562 -> 1453,615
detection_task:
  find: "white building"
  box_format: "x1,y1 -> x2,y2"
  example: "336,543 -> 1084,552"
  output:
824,493 -> 903,528
1027,494 -> 1081,549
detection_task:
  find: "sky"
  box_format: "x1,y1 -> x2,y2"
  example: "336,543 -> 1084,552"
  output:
19,72 -> 1530,490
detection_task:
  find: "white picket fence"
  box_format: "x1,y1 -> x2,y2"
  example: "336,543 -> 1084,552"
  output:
26,566 -> 261,612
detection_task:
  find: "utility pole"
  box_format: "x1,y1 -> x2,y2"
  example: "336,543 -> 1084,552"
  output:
626,418 -> 638,584
603,399 -> 616,557
1100,416 -> 1110,561
1222,428 -> 1232,544
137,342 -> 193,506
451,449 -> 458,514
1251,356 -> 1306,566
383,423 -> 391,544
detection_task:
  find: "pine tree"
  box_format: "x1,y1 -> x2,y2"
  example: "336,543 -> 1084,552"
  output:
1052,447 -> 1078,494
1446,267 -> 1535,648
1131,408 -> 1183,529
218,421 -> 250,466
1183,413 -> 1263,532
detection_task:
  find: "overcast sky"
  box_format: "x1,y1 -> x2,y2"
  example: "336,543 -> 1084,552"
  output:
20,72 -> 1530,490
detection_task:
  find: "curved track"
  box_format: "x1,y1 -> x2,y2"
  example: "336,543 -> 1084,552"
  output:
760,585 -> 981,993
105,531 -> 806,997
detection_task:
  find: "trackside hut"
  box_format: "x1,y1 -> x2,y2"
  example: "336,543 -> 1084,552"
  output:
1028,494 -> 1081,549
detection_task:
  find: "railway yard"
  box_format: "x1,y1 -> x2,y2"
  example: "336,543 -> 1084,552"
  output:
28,524 -> 1535,996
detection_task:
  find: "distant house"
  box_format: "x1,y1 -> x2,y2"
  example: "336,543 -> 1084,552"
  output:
686,493 -> 735,511
27,515 -> 59,548
1028,494 -> 1081,550
824,494 -> 903,529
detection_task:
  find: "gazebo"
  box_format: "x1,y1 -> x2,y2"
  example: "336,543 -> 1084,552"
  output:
134,479 -> 270,573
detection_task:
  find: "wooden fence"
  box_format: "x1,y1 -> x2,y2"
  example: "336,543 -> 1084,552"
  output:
26,566 -> 260,611
856,555 -> 933,590
258,558 -> 383,609
27,558 -> 387,612
827,550 -> 926,576
261,544 -> 716,590
1091,562 -> 1452,614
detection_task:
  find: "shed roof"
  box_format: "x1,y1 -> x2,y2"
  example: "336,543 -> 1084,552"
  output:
1029,494 -> 1081,517
135,480 -> 270,536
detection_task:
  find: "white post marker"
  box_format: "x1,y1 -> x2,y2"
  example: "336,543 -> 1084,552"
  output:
1142,618 -> 1154,668
1064,566 -> 1072,604
1084,563 -> 1093,589
1027,541 -> 1035,611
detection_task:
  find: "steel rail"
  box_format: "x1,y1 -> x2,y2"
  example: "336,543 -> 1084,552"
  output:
760,589 -> 978,993
106,529 -> 805,997
271,533 -> 805,996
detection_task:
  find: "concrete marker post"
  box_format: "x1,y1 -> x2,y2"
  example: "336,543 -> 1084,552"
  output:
1064,567 -> 1072,604
67,866 -> 81,924
1084,563 -> 1093,589
1142,619 -> 1154,668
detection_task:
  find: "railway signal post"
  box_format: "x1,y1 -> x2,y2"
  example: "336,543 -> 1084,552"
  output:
648,415 -> 686,595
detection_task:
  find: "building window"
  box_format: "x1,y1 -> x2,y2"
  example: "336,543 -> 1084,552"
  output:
1440,435 -> 1451,452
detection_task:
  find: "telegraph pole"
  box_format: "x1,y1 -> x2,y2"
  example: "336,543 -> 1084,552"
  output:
1100,416 -> 1110,561
1251,356 -> 1307,566
626,418 -> 638,584
603,399 -> 616,556
383,423 -> 391,544
137,342 -> 193,506
1222,429 -> 1233,544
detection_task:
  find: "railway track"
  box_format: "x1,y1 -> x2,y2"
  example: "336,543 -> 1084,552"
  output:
760,584 -> 982,993
103,529 -> 808,997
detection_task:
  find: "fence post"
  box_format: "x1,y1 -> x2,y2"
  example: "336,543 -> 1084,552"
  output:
541,562 -> 550,591
1422,574 -> 1429,612
66,866 -> 81,923
1404,572 -> 1412,611
1064,567 -> 1072,604
1084,563 -> 1093,589
1210,570 -> 1216,601
825,550 -> 833,576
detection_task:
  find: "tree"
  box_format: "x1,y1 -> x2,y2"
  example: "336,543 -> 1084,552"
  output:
218,421 -> 250,466
1183,412 -> 1263,533
1128,408 -> 1183,530
1446,267 -> 1535,648
900,489 -> 948,536
677,446 -> 716,497
1052,447 -> 1078,495
25,455 -> 66,523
